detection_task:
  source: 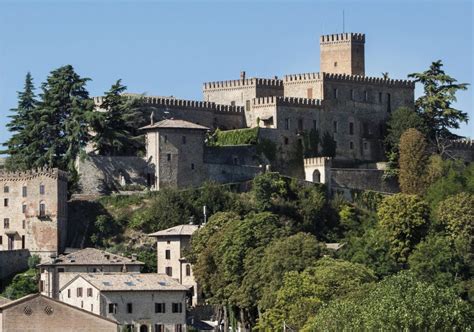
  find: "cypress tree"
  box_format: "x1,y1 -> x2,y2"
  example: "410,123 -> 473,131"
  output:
399,128 -> 429,194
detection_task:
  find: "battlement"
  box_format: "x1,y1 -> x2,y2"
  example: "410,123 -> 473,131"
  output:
283,72 -> 414,88
449,139 -> 474,150
304,157 -> 332,167
203,77 -> 283,90
252,96 -> 323,107
320,33 -> 365,43
0,167 -> 68,182
94,95 -> 245,114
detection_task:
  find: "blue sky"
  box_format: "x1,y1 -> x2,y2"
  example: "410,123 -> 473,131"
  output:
0,0 -> 472,151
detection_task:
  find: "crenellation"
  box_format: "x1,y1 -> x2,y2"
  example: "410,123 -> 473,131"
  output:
252,96 -> 323,108
320,33 -> 365,43
203,77 -> 283,91
0,167 -> 68,182
304,157 -> 332,166
450,139 -> 474,150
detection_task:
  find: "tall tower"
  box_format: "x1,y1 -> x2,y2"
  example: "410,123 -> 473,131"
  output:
320,33 -> 365,76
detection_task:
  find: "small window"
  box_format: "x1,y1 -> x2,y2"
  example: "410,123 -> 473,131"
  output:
233,157 -> 238,165
76,287 -> 83,297
186,264 -> 191,276
21,236 -> 25,249
3,186 -> 9,193
307,88 -> 313,99
108,303 -> 117,314
165,266 -> 172,277
334,61 -> 337,67
127,303 -> 133,313
164,135 -> 168,143
284,118 -> 289,130
87,288 -> 93,297
172,303 -> 183,313
364,142 -> 368,150
284,137 -> 289,145
67,289 -> 71,298
81,301 -> 83,308
155,303 -> 166,313
22,220 -> 26,229
298,118 -> 303,131
191,163 -> 195,170
350,141 -> 354,150
39,280 -> 44,292
155,324 -> 164,332
176,324 -> 183,332
39,185 -> 45,195
4,218 -> 9,229
167,154 -> 171,161
313,120 -> 317,129
349,122 -> 354,135
182,136 -> 186,144
22,204 -> 27,213
378,92 -> 382,103
0,236 -> 2,245
4,198 -> 8,207
91,304 -> 93,312
333,88 -> 338,99
58,268 -> 65,273
350,89 -> 354,100
364,91 -> 368,102
387,93 -> 391,112
165,250 -> 171,260
333,121 -> 338,133
230,101 -> 236,106
39,202 -> 46,217
22,186 -> 27,198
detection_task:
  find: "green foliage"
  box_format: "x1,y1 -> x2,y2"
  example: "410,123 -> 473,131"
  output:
377,194 -> 430,264
399,128 -> 429,194
27,255 -> 41,270
251,172 -> 289,211
256,138 -> 277,162
351,190 -> 384,211
302,128 -> 320,157
436,192 -> 474,242
408,60 -> 469,148
258,257 -> 376,330
303,272 -> 473,331
209,127 -> 259,146
321,131 -> 336,157
384,106 -> 427,154
2,269 -> 38,300
89,80 -> 143,156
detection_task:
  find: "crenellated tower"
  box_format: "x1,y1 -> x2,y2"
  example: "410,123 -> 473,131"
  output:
320,33 -> 365,76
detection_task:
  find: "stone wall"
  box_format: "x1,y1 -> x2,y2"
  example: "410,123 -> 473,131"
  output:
331,168 -> 399,194
0,249 -> 30,281
204,145 -> 266,166
320,33 -> 365,76
207,164 -> 263,184
76,156 -> 152,195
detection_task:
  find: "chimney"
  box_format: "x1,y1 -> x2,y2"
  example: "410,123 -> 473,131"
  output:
150,111 -> 155,125
240,71 -> 246,80
131,254 -> 137,261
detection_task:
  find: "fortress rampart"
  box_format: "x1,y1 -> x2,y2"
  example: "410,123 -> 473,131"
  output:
320,33 -> 365,43
203,77 -> 283,90
252,96 -> 323,108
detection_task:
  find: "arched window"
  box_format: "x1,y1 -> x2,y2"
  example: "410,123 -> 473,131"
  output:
312,170 -> 321,183
186,264 -> 191,276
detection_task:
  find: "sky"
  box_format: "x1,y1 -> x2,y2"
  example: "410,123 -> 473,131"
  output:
0,0 -> 472,153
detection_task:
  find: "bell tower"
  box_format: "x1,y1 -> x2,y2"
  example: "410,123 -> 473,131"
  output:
320,33 -> 365,76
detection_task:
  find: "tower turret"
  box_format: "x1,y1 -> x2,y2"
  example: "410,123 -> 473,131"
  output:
320,33 -> 365,76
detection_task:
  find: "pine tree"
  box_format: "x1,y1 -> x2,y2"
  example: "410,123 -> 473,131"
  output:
3,72 -> 39,170
33,65 -> 94,174
408,60 -> 469,154
90,80 -> 142,156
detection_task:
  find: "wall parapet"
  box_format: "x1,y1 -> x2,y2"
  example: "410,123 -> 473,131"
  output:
93,96 -> 245,114
203,77 -> 283,90
449,139 -> 474,150
0,168 -> 68,182
283,71 -> 414,88
253,96 -> 323,108
304,157 -> 332,167
320,33 -> 365,43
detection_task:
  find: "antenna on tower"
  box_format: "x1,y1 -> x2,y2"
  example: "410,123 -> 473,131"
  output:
342,9 -> 345,33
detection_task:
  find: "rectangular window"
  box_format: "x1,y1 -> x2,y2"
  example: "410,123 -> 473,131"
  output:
22,204 -> 27,213
191,163 -> 195,170
39,280 -> 44,292
4,198 -> 8,207
284,137 -> 289,145
165,249 -> 171,260
307,88 -> 313,99
172,303 -> 183,313
387,93 -> 391,112
22,220 -> 26,229
155,325 -> 164,332
77,287 -> 83,297
298,118 -> 303,131
4,218 -> 9,229
108,303 -> 117,314
186,264 -> 191,276
245,100 -> 250,111
349,122 -> 354,135
91,304 -> 93,312
350,89 -> 354,100
39,185 -> 45,195
364,91 -> 368,102
176,324 -> 183,332
22,186 -> 27,197
155,303 -> 166,313
0,236 -> 3,245
58,268 -> 65,273
182,136 -> 186,144
364,142 -> 368,150
67,289 -> 71,298
350,142 -> 354,150
87,288 -> 93,297
127,303 -> 133,313
3,186 -> 8,193
333,88 -> 338,99
313,120 -> 317,129
333,121 -> 338,133
39,203 -> 46,217
284,118 -> 289,130
167,154 -> 171,161
230,101 -> 236,106
166,266 -> 172,276
379,92 -> 382,103
21,235 -> 25,249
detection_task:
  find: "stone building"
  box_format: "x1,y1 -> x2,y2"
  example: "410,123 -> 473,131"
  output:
59,273 -> 188,332
149,225 -> 200,306
38,248 -> 144,299
0,293 -> 119,332
0,168 -> 68,261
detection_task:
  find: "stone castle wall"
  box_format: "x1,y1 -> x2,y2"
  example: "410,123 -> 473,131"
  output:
0,249 -> 30,281
331,168 -> 399,194
320,33 -> 366,76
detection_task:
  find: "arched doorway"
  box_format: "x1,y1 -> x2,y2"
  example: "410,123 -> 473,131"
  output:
312,169 -> 321,183
140,325 -> 148,332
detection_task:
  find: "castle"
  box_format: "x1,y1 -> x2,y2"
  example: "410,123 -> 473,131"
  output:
79,32 -> 417,194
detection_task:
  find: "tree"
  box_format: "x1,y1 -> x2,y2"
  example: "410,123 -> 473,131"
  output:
384,107 -> 427,154
89,80 -> 143,156
303,272 -> 473,331
398,128 -> 429,194
321,131 -> 336,157
251,172 -> 289,211
3,72 -> 39,170
2,269 -> 38,300
408,60 -> 469,154
377,194 -> 430,264
436,193 -> 473,242
258,257 -> 375,331
32,65 -> 94,178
